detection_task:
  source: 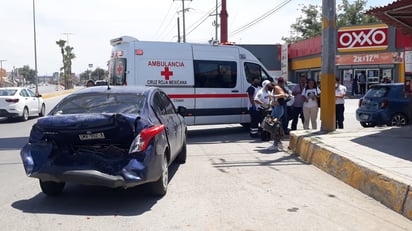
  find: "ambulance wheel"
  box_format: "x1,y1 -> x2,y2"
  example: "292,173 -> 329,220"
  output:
241,123 -> 250,130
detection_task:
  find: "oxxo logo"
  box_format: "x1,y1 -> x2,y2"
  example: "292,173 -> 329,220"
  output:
338,25 -> 388,52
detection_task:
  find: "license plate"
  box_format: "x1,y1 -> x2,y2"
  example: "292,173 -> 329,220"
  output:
79,132 -> 105,141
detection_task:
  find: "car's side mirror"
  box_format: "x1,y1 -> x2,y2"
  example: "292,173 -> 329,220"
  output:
177,106 -> 187,117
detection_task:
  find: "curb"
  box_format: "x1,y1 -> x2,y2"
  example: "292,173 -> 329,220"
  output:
289,131 -> 412,220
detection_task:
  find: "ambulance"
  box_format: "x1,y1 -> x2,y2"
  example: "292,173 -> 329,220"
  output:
107,36 -> 274,126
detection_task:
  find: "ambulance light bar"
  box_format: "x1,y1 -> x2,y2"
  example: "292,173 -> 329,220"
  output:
110,36 -> 139,46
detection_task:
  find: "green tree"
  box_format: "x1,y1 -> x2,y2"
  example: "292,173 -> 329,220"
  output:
18,65 -> 36,85
282,0 -> 380,43
56,39 -> 76,89
282,4 -> 322,43
79,67 -> 108,84
337,0 -> 379,26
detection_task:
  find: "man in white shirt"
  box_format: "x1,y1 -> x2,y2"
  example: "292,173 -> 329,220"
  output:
255,80 -> 273,141
335,77 -> 347,129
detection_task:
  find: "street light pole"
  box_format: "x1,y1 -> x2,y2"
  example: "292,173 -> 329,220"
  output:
32,0 -> 39,95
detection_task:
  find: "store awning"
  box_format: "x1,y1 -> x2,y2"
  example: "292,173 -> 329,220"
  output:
366,0 -> 412,35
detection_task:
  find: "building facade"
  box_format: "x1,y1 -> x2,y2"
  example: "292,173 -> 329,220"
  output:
288,23 -> 412,95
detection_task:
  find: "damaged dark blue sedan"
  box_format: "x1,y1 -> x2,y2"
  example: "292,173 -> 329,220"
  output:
20,86 -> 187,197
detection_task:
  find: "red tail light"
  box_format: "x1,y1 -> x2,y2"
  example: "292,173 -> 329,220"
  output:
380,99 -> 388,109
5,98 -> 19,103
129,125 -> 165,153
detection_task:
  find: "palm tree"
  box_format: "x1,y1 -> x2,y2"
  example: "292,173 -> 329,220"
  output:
56,40 -> 66,88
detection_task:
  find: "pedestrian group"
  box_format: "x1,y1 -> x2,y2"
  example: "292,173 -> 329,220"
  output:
247,75 -> 347,151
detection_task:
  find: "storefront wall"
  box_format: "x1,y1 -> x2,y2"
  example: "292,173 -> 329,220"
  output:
288,24 -> 408,95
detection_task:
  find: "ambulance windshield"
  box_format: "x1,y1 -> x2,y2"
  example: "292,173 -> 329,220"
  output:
108,58 -> 127,85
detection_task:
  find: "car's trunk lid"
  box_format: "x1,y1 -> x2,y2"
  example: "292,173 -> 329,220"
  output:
36,113 -> 137,147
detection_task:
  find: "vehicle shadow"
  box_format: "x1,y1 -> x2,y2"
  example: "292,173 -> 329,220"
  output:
351,126 -> 412,161
11,163 -> 181,216
187,125 -> 250,144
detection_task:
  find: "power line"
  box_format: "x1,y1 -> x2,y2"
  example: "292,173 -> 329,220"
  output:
231,0 -> 292,36
186,2 -> 221,38
154,2 -> 175,40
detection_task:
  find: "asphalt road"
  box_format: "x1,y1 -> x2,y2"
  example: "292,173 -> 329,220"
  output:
0,94 -> 410,230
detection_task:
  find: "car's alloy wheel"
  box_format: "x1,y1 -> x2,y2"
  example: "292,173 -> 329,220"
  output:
21,107 -> 29,121
389,113 -> 407,126
39,104 -> 46,117
360,122 -> 376,128
39,180 -> 65,196
150,155 -> 168,197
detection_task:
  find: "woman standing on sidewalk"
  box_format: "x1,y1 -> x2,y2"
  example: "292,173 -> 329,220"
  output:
302,79 -> 320,130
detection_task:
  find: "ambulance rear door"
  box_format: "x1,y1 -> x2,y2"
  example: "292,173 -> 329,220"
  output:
133,41 -> 196,125
192,44 -> 245,125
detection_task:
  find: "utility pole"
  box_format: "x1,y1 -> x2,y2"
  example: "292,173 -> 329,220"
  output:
210,0 -> 219,41
32,0 -> 39,94
177,17 -> 181,42
215,0 -> 218,41
320,0 -> 337,131
174,0 -> 192,43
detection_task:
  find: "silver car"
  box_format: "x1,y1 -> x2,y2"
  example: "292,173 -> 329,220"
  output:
0,87 -> 46,121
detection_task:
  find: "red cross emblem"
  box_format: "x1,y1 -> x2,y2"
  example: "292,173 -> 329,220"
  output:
116,62 -> 124,76
161,67 -> 173,80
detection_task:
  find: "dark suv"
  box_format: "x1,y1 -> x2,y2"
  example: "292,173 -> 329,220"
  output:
356,83 -> 412,127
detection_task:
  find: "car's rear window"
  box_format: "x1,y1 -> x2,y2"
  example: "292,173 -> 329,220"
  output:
51,93 -> 145,115
0,89 -> 17,96
365,86 -> 389,98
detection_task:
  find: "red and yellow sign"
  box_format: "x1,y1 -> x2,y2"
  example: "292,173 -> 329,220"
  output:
338,24 -> 388,52
336,52 -> 403,65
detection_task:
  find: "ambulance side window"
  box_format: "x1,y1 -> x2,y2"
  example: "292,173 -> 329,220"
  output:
244,62 -> 272,84
194,60 -> 237,88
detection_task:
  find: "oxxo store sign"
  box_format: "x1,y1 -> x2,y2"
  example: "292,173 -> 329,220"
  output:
335,24 -> 402,66
338,24 -> 389,52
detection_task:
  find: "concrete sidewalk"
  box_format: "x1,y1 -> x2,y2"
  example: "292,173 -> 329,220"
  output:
289,126 -> 412,220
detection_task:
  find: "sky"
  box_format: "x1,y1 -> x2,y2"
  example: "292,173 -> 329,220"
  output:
0,0 -> 396,76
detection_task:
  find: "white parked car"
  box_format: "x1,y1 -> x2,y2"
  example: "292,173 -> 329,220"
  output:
0,87 -> 46,121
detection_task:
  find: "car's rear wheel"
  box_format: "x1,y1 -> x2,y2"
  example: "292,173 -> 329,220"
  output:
21,107 -> 29,121
175,140 -> 187,164
150,154 -> 168,197
39,180 -> 65,196
360,122 -> 376,128
388,113 -> 408,126
39,104 -> 46,117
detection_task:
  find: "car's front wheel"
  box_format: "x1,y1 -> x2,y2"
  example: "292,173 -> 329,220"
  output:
360,122 -> 376,128
150,154 -> 168,197
39,180 -> 65,196
388,113 -> 408,126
